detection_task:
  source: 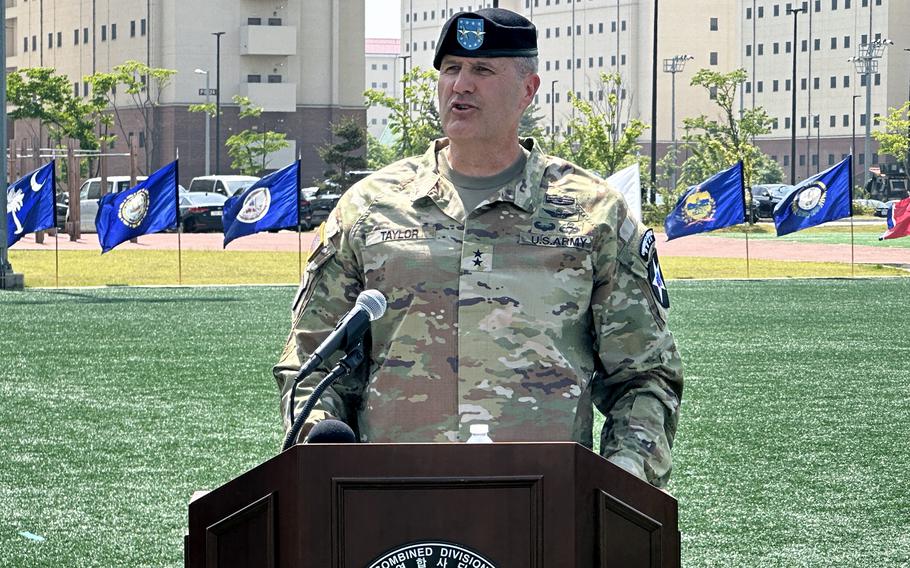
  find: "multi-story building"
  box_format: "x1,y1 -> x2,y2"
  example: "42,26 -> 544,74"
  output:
5,0 -> 365,186
401,0 -> 909,184
366,38 -> 403,141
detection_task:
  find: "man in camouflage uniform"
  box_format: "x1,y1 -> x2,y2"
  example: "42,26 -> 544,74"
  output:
273,8 -> 683,487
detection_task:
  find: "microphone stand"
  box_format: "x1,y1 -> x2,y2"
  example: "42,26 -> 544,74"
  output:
281,341 -> 365,452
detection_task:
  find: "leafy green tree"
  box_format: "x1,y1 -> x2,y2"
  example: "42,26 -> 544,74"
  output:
679,68 -> 774,190
873,101 -> 910,178
317,116 -> 368,191
88,60 -> 177,173
223,96 -> 290,176
7,67 -> 113,151
366,133 -> 398,171
364,66 -> 443,159
554,72 -> 649,178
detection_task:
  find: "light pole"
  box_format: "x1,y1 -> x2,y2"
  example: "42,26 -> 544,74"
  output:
550,79 -> 558,149
852,94 -> 860,188
649,0 -> 659,203
787,6 -> 804,185
0,0 -> 13,289
813,114 -> 820,173
850,38 -> 892,186
398,55 -> 411,150
904,49 -> 910,172
212,31 -> 225,173
662,54 -> 693,190
194,69 -> 211,176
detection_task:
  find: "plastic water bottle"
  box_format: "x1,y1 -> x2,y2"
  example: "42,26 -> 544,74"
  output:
466,423 -> 493,443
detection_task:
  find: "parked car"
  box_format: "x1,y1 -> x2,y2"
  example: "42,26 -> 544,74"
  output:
852,198 -> 888,217
881,200 -> 901,219
68,176 -> 149,233
301,171 -> 375,229
179,190 -> 227,232
187,175 -> 260,197
750,184 -> 793,219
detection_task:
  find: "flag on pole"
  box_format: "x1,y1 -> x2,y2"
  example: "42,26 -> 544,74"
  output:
879,196 -> 910,240
606,163 -> 641,221
773,156 -> 852,237
96,161 -> 178,253
6,161 -> 56,248
222,160 -> 300,248
664,161 -> 745,241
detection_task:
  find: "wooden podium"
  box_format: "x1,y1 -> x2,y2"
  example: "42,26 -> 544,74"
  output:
186,443 -> 679,567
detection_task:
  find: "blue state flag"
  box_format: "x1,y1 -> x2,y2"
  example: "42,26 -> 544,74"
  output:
222,160 -> 300,248
664,161 -> 746,241
96,161 -> 178,253
6,161 -> 56,248
773,156 -> 852,237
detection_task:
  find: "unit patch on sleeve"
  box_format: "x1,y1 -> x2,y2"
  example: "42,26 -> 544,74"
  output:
647,251 -> 670,309
639,228 -> 656,260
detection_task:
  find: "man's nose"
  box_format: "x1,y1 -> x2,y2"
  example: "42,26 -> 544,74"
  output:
452,69 -> 475,93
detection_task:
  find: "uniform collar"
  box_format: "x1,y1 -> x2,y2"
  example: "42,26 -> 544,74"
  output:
411,137 -> 546,215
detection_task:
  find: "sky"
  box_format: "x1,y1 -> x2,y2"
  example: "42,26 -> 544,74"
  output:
365,0 -> 402,39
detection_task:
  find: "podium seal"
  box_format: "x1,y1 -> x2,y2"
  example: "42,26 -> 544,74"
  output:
367,541 -> 497,568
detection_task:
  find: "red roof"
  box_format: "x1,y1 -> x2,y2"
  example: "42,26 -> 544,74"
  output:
366,38 -> 401,55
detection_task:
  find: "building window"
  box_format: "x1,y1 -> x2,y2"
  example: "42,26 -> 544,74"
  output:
773,80 -> 779,92
746,45 -> 752,57
757,44 -> 764,56
860,74 -> 867,87
773,42 -> 780,54
830,37 -> 836,49
813,77 -> 819,89
814,38 -> 820,50
829,115 -> 836,127
710,51 -> 718,65
73,82 -> 79,97
141,19 -> 146,36
73,29 -> 79,45
130,20 -> 136,37
138,132 -> 146,148
101,25 -> 107,41
83,82 -> 89,97
801,78 -> 807,90
874,73 -> 881,86
758,6 -> 764,17
267,74 -> 282,83
784,155 -> 790,166
746,6 -> 752,18
786,79 -> 791,91
800,116 -> 807,128
710,17 -> 718,31
56,32 -> 61,47
111,23 -> 117,39
612,21 -> 617,32
598,56 -> 603,66
785,117 -> 791,129
83,27 -> 88,43
621,54 -> 626,65
566,58 -> 571,69
611,55 -> 616,66
786,41 -> 791,53
47,32 -> 52,48
843,75 -> 850,88
248,75 -> 263,84
860,114 -> 866,126
832,0 -> 837,7
588,23 -> 593,34
801,39 -> 807,52
843,115 -> 849,126
621,20 -> 627,31
709,86 -> 718,99
815,0 -> 821,10
830,76 -> 836,88
31,35 -> 36,51
545,61 -> 550,71
545,28 -> 550,39
588,57 -> 593,68
757,81 -> 764,93
774,4 -> 780,16
844,36 -> 850,49
555,27 -> 559,37
799,154 -> 806,166
828,154 -> 835,165
23,37 -> 27,52
745,82 -> 752,94
598,22 -> 604,33
812,154 -> 818,167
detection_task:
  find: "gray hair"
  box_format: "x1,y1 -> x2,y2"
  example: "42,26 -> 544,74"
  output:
513,56 -> 539,77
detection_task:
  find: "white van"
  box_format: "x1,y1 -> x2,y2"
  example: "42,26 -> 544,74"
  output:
187,175 -> 260,197
73,176 -> 148,233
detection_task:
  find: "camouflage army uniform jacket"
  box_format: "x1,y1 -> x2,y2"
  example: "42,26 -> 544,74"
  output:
274,138 -> 683,487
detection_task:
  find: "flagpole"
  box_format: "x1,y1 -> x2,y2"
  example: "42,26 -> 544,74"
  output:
745,229 -> 751,279
849,154 -> 855,278
739,160 -> 750,279
297,153 -> 302,280
175,151 -> 182,285
53,160 -> 59,288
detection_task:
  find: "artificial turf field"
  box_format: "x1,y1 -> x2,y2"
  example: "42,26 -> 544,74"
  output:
1,279 -> 908,567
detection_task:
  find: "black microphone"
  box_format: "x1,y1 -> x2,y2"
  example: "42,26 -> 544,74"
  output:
296,289 -> 387,379
305,419 -> 357,443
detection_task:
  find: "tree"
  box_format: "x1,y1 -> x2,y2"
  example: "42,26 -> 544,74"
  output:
366,133 -> 397,171
554,72 -> 649,178
679,68 -> 774,190
88,60 -> 177,173
317,117 -> 368,191
873,101 -> 910,178
519,103 -> 547,142
223,96 -> 291,176
364,66 -> 443,159
7,67 -> 113,151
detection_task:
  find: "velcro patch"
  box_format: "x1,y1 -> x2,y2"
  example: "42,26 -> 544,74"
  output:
639,228 -> 656,260
365,225 -> 436,247
544,194 -> 576,206
462,243 -> 493,272
519,232 -> 594,251
647,251 -> 670,309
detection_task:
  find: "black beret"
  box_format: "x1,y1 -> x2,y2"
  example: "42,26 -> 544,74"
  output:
433,8 -> 538,70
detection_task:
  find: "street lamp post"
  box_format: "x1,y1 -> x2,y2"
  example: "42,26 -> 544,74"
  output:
786,6 -> 804,185
194,69 -> 211,176
649,0 -> 659,203
662,54 -> 693,190
398,55 -> 411,151
851,38 -> 892,186
550,79 -> 558,149
212,31 -> 225,173
813,114 -> 820,173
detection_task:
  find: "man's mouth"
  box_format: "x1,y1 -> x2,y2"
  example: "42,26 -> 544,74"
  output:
451,102 -> 476,111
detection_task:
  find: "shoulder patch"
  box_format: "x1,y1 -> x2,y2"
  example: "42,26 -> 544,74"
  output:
647,251 -> 670,309
639,228 -> 656,260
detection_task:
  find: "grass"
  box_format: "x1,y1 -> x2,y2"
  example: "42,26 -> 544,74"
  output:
1,279 -> 909,566
8,248 -> 909,288
715,222 -> 910,248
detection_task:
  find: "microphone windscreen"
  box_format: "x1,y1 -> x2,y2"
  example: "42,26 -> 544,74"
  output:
356,289 -> 387,321
306,419 -> 357,444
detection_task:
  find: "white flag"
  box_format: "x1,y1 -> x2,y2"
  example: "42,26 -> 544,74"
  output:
606,164 -> 642,221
